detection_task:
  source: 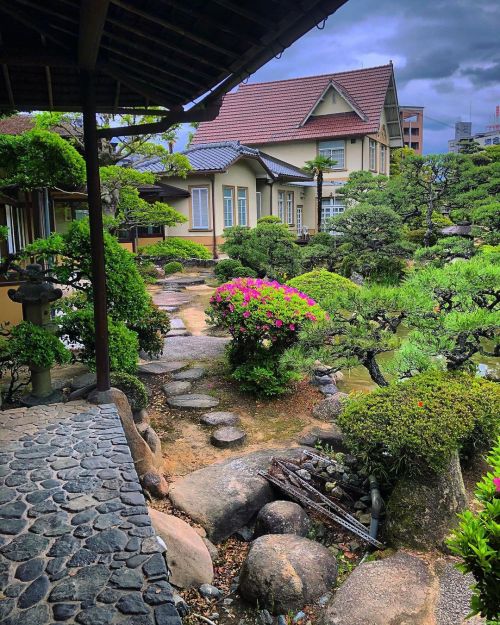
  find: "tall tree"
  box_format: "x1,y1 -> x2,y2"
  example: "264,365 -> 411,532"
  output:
304,155 -> 337,232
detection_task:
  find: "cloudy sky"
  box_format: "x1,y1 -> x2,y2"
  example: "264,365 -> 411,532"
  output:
179,0 -> 500,154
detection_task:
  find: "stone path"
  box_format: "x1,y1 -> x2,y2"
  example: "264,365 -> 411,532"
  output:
0,401 -> 181,625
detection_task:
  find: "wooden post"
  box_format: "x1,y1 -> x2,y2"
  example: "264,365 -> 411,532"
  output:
81,70 -> 111,391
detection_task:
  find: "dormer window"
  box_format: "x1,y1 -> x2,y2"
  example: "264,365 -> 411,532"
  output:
318,140 -> 345,169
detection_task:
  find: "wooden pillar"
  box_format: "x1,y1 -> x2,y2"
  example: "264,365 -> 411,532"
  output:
81,70 -> 110,391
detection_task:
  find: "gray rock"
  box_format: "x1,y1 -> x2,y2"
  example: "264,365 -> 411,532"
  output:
110,567 -> 143,590
75,606 -> 115,625
169,449 -> 302,542
239,534 -> 338,614
157,336 -> 229,362
15,558 -> 45,581
116,593 -> 150,614
210,426 -> 246,449
319,384 -> 339,396
312,393 -> 349,421
53,603 -> 78,620
199,584 -> 223,599
166,394 -> 219,410
297,424 -> 345,450
49,564 -> 110,602
255,501 -> 311,537
17,574 -> 50,608
70,373 -> 97,390
200,412 -> 240,427
172,367 -> 205,381
138,361 -> 187,375
85,528 -> 128,553
163,381 -> 192,397
1,533 -> 49,562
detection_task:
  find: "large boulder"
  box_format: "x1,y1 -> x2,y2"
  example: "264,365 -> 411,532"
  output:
239,534 -> 337,614
321,552 -> 433,625
148,508 -> 214,589
254,501 -> 310,537
385,451 -> 467,550
169,449 -> 302,542
312,393 -> 348,421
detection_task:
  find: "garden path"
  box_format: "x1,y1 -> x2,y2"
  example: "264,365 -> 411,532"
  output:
0,401 -> 180,625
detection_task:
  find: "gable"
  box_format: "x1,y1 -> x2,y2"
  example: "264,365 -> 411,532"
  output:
311,85 -> 355,116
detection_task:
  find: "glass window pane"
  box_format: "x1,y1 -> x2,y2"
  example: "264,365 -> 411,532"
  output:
192,187 -> 209,229
223,187 -> 233,228
237,188 -> 247,226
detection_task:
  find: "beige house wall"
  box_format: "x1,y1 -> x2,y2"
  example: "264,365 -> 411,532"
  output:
214,160 -> 258,231
312,87 -> 354,116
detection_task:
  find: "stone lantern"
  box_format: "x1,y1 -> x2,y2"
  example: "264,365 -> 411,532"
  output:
8,264 -> 63,404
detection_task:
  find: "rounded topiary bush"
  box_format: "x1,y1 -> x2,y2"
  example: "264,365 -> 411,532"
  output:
137,260 -> 159,283
164,261 -> 183,275
214,259 -> 257,282
287,269 -> 358,306
139,237 -> 211,260
337,371 -> 500,480
109,371 -> 148,411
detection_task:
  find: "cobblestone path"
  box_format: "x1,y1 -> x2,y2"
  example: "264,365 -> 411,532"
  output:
0,401 -> 181,625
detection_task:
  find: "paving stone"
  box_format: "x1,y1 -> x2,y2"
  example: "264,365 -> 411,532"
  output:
155,602 -> 182,625
200,411 -> 240,427
15,557 -> 45,581
162,381 -> 192,397
166,394 -> 219,410
3,603 -> 49,625
67,548 -> 97,567
169,318 -> 186,330
117,593 -> 151,614
171,367 -> 205,381
52,603 -> 78,621
120,491 -> 145,506
4,582 -> 23,598
110,567 -> 143,589
17,573 -> 50,608
85,528 -> 128,553
75,606 -> 115,625
0,500 -> 27,519
0,518 -> 27,534
137,362 -> 186,375
210,426 -> 247,449
47,534 -> 80,557
1,533 -> 49,561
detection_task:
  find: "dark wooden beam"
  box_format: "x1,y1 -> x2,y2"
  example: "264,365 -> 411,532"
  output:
0,50 -> 75,66
101,63 -> 177,108
110,0 -> 238,58
45,66 -> 54,109
209,0 -> 275,28
2,65 -> 15,108
78,0 -> 110,69
0,4 -> 71,49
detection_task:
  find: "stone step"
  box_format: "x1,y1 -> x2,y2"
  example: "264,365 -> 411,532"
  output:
166,330 -> 191,338
210,426 -> 247,449
172,367 -> 205,381
166,394 -> 219,410
200,412 -> 240,427
170,318 -> 186,330
163,381 -> 192,397
138,361 -> 187,375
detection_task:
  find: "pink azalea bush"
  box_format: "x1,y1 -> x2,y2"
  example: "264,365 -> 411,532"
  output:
207,278 -> 326,395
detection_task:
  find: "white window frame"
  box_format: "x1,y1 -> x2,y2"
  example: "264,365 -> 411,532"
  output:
321,197 -> 345,231
369,139 -> 377,171
277,191 -> 285,222
318,140 -> 345,169
296,205 -> 303,233
191,187 -> 210,230
380,144 -> 387,174
237,187 -> 248,226
256,191 -> 262,220
286,191 -> 294,225
223,186 -> 234,228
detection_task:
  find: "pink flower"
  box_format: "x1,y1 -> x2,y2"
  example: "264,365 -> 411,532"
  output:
307,298 -> 315,306
266,311 -> 273,318
243,311 -> 251,318
289,324 -> 295,330
494,477 -> 500,492
239,327 -> 246,333
275,319 -> 283,327
229,304 -> 234,312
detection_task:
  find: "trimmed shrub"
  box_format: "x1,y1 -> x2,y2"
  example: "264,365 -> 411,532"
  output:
447,437 -> 500,622
214,259 -> 257,283
414,236 -> 476,266
8,321 -> 71,369
287,269 -> 358,306
207,278 -> 327,395
128,304 -> 169,359
109,371 -> 148,411
337,371 -> 500,480
257,215 -> 281,224
140,237 -> 211,260
164,261 -> 183,275
137,260 -> 159,284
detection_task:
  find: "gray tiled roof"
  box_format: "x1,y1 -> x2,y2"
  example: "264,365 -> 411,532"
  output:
135,141 -> 311,181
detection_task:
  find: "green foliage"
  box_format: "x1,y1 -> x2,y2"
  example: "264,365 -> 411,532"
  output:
207,278 -> 326,396
221,221 -> 302,281
128,303 -> 170,359
304,155 -> 338,230
337,371 -> 500,479
0,225 -> 8,242
337,170 -> 390,208
413,236 -> 476,266
109,371 -> 148,411
300,243 -> 331,271
0,129 -> 86,190
257,215 -> 282,224
9,321 -> 70,369
140,237 -> 211,260
390,145 -> 415,176
59,308 -> 138,374
287,269 -> 358,306
447,438 -> 500,623
136,260 -> 159,284
163,261 -> 183,275
214,259 -> 257,282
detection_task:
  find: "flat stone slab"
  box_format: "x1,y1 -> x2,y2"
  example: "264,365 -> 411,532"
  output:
166,329 -> 191,337
166,394 -> 219,409
170,318 -> 186,330
0,401 -> 180,625
153,293 -> 191,307
163,381 -> 193,397
138,361 -> 186,375
211,426 -> 246,448
70,372 -> 97,391
169,448 -> 303,542
159,336 -> 229,361
160,277 -> 206,287
297,424 -> 345,450
200,412 -> 240,427
172,367 -> 206,381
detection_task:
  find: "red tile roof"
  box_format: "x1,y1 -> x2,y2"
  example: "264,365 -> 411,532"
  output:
194,64 -> 394,146
0,114 -> 35,135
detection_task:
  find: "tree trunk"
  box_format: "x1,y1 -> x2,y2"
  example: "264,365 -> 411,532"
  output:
423,187 -> 434,247
364,353 -> 389,386
317,170 -> 323,232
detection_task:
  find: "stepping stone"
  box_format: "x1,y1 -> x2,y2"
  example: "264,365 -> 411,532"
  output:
70,372 -> 97,391
163,381 -> 192,397
138,361 -> 186,375
166,329 -> 191,337
153,293 -> 191,307
170,318 -> 186,330
159,336 -> 230,362
166,394 -> 219,410
210,426 -> 246,449
201,412 -> 240,427
319,383 -> 339,396
172,367 -> 205,381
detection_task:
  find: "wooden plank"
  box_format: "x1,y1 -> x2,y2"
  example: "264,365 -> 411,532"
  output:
78,0 -> 110,69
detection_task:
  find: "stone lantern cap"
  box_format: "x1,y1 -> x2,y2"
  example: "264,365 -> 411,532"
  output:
8,263 -> 63,304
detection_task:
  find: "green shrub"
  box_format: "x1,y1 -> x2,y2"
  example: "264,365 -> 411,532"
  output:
9,321 -> 71,369
59,308 -> 139,374
448,438 -> 500,623
414,236 -> 476,266
207,278 -> 327,396
214,259 -> 256,282
337,371 -> 500,479
128,304 -> 170,359
137,260 -> 159,283
257,215 -> 281,224
163,261 -> 183,275
109,371 -> 148,411
140,237 -> 211,260
287,269 -> 358,306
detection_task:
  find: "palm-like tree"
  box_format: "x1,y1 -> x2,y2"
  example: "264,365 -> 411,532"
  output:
304,155 -> 337,232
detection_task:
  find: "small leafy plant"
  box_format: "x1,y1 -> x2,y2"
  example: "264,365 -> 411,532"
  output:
164,261 -> 183,275
140,237 -> 211,259
214,259 -> 257,282
109,371 -> 148,411
447,438 -> 500,623
207,278 -> 327,395
287,269 -> 358,306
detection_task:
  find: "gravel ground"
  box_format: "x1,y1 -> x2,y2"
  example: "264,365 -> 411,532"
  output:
435,562 -> 484,625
